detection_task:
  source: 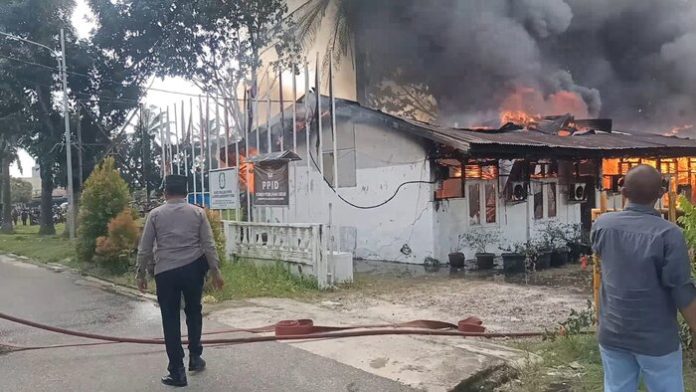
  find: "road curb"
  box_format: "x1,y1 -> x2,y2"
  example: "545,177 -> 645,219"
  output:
0,253 -> 156,302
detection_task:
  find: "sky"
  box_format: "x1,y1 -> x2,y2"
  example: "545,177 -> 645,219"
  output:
10,0 -> 201,177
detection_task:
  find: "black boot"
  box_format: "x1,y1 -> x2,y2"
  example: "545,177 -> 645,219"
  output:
161,366 -> 187,387
188,355 -> 206,372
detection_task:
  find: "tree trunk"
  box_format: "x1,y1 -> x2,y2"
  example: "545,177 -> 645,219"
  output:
39,165 -> 56,235
0,155 -> 13,233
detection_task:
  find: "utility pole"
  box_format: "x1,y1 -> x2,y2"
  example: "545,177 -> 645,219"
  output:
60,29 -> 76,240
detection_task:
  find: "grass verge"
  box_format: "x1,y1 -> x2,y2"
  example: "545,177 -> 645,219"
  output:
0,225 -> 319,300
509,334 -> 696,392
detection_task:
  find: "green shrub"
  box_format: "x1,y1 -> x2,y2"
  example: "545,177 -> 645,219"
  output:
677,196 -> 696,349
205,208 -> 226,264
94,208 -> 140,273
76,157 -> 131,262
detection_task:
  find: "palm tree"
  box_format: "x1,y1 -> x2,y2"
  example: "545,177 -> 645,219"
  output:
290,0 -> 361,68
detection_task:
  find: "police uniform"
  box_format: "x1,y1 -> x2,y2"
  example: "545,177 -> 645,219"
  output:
136,175 -> 220,386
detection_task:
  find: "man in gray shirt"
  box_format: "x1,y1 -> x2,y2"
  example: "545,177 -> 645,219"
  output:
137,174 -> 224,387
592,164 -> 696,392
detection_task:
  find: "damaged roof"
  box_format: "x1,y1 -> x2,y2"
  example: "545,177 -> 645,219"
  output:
246,93 -> 696,159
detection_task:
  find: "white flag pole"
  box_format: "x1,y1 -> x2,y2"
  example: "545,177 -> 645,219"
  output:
173,104 -> 180,175
304,61 -> 311,220
198,96 -> 206,206
159,108 -> 166,177
191,99 -> 197,203
166,106 -> 173,175
266,97 -> 272,154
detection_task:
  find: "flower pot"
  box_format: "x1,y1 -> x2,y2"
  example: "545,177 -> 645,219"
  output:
550,249 -> 569,267
448,252 -> 466,268
475,252 -> 495,270
535,251 -> 552,270
567,243 -> 581,263
501,253 -> 526,275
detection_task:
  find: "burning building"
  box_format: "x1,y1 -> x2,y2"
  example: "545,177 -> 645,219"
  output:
226,94 -> 696,265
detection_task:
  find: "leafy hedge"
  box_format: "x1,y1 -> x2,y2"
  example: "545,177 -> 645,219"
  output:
677,196 -> 696,348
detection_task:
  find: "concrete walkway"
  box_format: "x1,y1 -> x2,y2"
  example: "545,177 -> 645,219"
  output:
212,298 -> 528,391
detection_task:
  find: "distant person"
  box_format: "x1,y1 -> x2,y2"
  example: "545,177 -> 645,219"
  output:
592,164 -> 696,392
20,209 -> 28,226
11,208 -> 19,226
136,174 -> 224,387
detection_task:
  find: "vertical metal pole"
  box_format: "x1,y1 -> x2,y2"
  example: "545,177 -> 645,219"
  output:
279,66 -> 285,151
224,99 -> 230,168
166,106 -> 173,174
206,96 -> 212,173
266,97 -> 272,154
292,65 -> 298,221
198,96 -> 206,205
76,105 -> 83,190
159,108 -> 166,177
316,53 -> 324,177
174,104 -> 180,174
215,98 -> 221,170
181,100 -> 187,183
304,61 -> 311,220
245,95 -> 252,222
60,29 -> 75,240
190,99 -> 196,204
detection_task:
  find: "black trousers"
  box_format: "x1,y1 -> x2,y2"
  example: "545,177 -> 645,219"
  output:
155,257 -> 208,369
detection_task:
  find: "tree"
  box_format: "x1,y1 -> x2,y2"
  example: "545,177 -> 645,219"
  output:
0,0 -> 144,235
90,0 -> 298,138
10,178 -> 32,204
77,157 -> 131,262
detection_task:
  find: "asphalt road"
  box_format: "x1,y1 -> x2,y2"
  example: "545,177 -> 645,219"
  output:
0,256 -> 417,392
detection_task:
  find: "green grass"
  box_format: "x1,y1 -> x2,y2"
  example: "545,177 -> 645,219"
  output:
211,260 -> 319,301
0,225 -> 319,300
511,335 -> 696,391
0,223 -> 77,265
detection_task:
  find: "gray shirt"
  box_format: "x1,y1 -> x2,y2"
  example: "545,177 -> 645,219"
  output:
592,203 -> 696,356
136,199 -> 220,279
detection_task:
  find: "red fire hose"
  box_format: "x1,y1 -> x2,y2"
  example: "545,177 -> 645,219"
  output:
0,311 -> 587,354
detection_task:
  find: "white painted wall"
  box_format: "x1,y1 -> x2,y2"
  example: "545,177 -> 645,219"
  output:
260,116 -> 438,264
433,178 -> 583,263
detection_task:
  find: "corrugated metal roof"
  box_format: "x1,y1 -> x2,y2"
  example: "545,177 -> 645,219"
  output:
397,117 -> 696,155
246,150 -> 301,163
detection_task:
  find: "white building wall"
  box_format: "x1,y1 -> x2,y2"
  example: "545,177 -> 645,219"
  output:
260,118 -> 437,264
433,178 -> 583,263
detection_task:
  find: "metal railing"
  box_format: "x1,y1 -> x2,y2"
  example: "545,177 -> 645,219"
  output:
223,221 -> 330,288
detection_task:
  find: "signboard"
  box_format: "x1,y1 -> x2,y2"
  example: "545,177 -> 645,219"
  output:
209,168 -> 239,209
254,162 -> 289,206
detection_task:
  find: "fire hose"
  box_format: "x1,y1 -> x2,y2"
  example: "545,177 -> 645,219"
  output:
0,311 -> 590,354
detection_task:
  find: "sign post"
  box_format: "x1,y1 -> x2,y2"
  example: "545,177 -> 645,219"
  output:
209,168 -> 240,210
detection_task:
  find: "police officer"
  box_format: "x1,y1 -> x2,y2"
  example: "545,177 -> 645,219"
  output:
136,175 -> 225,387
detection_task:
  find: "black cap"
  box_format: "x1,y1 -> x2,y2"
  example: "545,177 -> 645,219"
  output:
164,175 -> 188,195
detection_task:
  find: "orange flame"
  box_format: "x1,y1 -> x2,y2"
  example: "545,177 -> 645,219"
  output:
499,86 -> 590,127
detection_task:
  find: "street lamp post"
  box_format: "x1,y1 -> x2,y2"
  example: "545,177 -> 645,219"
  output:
0,29 -> 76,239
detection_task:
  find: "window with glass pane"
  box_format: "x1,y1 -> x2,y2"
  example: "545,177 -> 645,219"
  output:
485,182 -> 496,223
533,182 -> 544,220
468,183 -> 481,225
548,183 -> 557,218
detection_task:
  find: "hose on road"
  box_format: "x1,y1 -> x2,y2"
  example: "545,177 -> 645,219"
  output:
0,311 -> 592,354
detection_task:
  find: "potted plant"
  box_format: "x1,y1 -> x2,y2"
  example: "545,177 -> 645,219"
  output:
499,242 -> 527,275
541,222 -> 570,267
459,230 -> 501,270
562,224 -> 592,263
529,238 -> 552,270
448,250 -> 466,268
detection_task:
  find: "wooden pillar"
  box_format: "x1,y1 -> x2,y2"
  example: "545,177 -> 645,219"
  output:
593,254 -> 601,325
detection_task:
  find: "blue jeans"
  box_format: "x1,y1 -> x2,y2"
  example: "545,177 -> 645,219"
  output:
600,345 -> 683,392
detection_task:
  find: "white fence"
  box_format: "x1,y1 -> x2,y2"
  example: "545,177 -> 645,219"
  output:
223,221 -> 332,288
